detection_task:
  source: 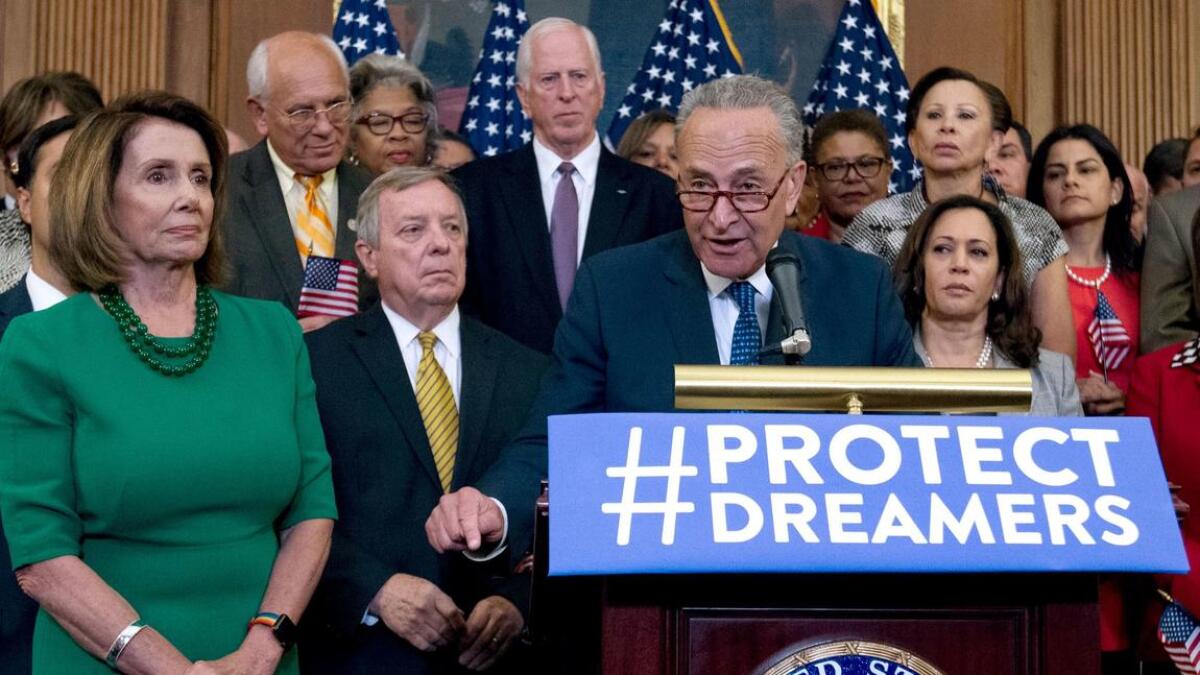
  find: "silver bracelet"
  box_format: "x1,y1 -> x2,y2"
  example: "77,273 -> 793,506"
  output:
105,619 -> 147,671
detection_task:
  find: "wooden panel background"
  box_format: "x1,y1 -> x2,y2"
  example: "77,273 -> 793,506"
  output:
1059,0 -> 1200,166
904,0 -> 1024,122
31,0 -> 168,99
0,0 -> 1196,166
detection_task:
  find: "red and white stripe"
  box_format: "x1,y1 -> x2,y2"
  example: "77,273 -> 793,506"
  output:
1163,625 -> 1200,673
298,262 -> 358,317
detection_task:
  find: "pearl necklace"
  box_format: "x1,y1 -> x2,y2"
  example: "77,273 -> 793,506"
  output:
1065,254 -> 1111,288
923,335 -> 993,368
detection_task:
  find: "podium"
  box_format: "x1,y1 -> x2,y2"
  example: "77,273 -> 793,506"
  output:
532,489 -> 1098,674
529,367 -> 1183,674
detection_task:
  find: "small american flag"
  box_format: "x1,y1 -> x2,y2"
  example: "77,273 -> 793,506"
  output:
1087,290 -> 1131,372
298,256 -> 359,318
459,0 -> 531,158
1160,600 -> 1200,674
332,0 -> 405,66
606,0 -> 743,147
802,0 -> 919,194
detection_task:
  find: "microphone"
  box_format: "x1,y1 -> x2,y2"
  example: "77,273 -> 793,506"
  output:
765,248 -> 812,357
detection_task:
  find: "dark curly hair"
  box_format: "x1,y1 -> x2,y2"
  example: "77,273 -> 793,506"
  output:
1025,124 -> 1139,273
894,194 -> 1042,367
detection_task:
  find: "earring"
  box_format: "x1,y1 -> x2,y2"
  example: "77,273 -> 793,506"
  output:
990,291 -> 1000,302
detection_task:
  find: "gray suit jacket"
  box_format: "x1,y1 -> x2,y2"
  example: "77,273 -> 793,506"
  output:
222,140 -> 376,312
1141,185 -> 1200,353
913,330 -> 1083,416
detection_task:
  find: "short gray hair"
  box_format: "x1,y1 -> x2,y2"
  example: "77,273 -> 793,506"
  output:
247,32 -> 349,101
354,167 -> 467,247
516,18 -> 603,86
676,75 -> 805,166
349,54 -> 438,157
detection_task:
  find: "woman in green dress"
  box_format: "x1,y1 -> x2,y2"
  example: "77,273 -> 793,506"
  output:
0,91 -> 336,674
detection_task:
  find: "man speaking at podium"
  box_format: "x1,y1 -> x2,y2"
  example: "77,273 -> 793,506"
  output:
424,72 -> 920,576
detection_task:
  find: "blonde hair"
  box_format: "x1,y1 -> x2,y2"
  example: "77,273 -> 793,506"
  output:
50,91 -> 228,291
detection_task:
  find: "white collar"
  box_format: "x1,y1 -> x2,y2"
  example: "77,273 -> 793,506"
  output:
532,132 -> 601,187
381,303 -> 461,360
700,261 -> 773,301
266,140 -> 337,197
25,268 -> 68,311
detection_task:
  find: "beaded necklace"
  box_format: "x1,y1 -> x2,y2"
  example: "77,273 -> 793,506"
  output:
922,335 -> 993,369
1064,254 -> 1110,288
99,284 -> 218,377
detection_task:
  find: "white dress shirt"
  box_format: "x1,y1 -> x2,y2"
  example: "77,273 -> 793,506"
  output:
532,132 -> 601,263
701,263 -> 774,365
25,268 -> 68,312
380,303 -> 463,405
266,141 -> 339,262
362,303 -> 505,626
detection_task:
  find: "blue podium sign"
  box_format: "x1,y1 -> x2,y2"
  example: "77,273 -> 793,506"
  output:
547,413 -> 1187,576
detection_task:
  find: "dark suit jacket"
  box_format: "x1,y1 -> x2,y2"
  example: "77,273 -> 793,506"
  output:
473,229 -> 923,556
0,277 -> 32,338
0,278 -> 36,675
1141,185 -> 1200,353
453,143 -> 683,353
299,306 -> 549,674
222,141 -> 376,312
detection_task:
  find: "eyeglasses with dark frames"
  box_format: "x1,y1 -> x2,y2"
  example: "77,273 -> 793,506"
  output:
355,111 -> 430,137
812,156 -> 887,182
676,170 -> 791,213
274,101 -> 352,132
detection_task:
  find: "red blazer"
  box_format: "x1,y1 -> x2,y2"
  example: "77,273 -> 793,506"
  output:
1128,340 -> 1200,610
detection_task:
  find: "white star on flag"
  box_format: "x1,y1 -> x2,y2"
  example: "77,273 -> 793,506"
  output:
459,0 -> 530,156
607,0 -> 743,147
803,0 -> 920,193
331,0 -> 404,65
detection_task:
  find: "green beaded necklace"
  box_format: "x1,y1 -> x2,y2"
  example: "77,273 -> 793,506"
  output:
98,284 -> 219,377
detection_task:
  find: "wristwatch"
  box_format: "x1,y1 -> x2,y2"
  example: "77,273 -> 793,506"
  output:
248,611 -> 298,650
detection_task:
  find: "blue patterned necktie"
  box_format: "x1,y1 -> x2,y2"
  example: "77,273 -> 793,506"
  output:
728,281 -> 761,365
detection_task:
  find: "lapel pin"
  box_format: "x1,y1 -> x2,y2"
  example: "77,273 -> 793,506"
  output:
617,189 -> 628,195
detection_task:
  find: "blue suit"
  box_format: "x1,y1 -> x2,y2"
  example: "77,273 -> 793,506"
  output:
0,277 -> 35,675
476,228 -> 922,556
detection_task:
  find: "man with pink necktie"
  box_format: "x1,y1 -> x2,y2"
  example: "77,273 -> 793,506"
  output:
453,17 -> 683,354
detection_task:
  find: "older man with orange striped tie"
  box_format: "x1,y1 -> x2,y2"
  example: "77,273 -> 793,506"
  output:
222,30 -> 376,331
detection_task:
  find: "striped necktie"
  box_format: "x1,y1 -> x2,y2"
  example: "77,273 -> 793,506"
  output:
415,332 -> 458,492
295,173 -> 334,259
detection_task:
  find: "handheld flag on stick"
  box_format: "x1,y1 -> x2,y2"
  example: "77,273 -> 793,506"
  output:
1159,591 -> 1200,674
298,256 -> 359,318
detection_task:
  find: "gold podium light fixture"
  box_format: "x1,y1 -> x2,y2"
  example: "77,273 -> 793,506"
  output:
674,365 -> 1033,415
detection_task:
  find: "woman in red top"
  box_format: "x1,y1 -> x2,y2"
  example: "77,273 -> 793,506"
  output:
1028,124 -> 1141,416
1028,124 -> 1143,670
1128,210 -> 1200,615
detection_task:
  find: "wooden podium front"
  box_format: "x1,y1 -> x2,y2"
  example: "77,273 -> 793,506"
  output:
530,485 -> 1094,667
598,572 -> 1098,674
531,489 -> 1100,675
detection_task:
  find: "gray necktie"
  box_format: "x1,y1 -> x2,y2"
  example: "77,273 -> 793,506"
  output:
550,161 -> 579,310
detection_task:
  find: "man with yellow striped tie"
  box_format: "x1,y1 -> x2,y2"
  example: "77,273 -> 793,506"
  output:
223,31 -> 375,331
301,167 -> 549,673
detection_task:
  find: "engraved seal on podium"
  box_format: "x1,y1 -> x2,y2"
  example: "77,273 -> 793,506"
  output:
757,639 -> 947,675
